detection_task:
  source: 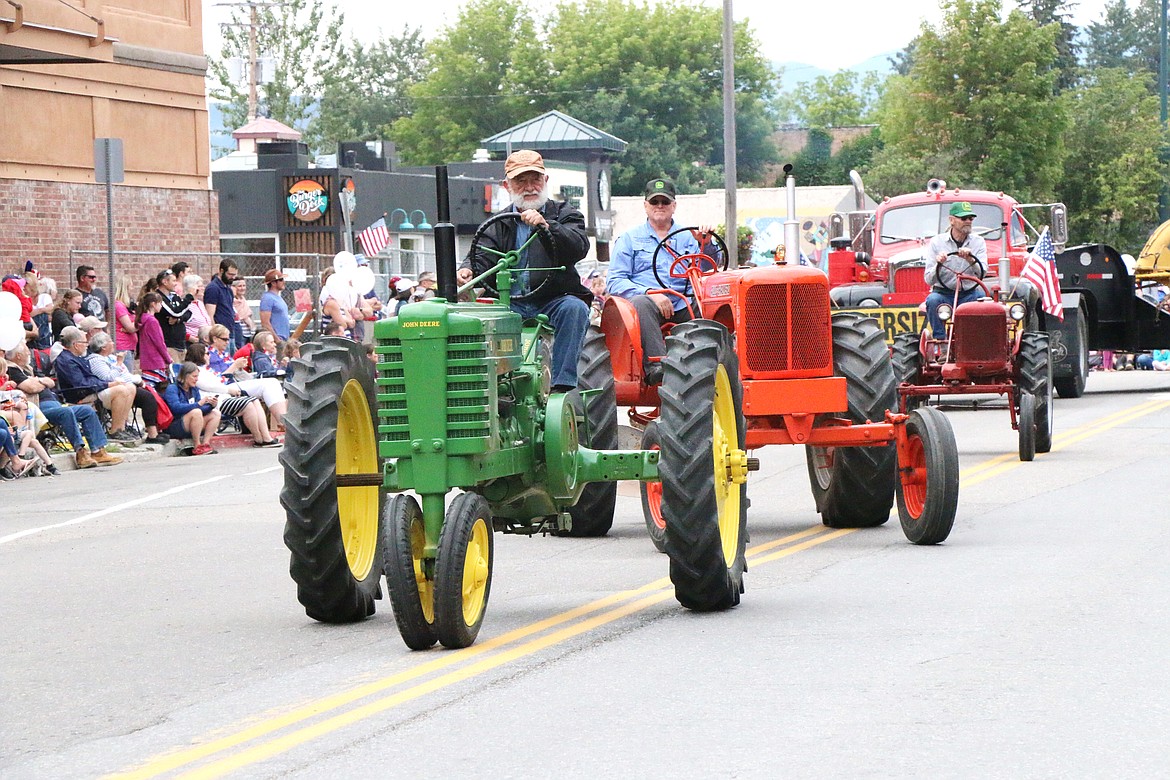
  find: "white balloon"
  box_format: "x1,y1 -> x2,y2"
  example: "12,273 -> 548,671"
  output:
324,271 -> 351,299
0,318 -> 26,351
351,266 -> 376,296
332,251 -> 358,275
0,290 -> 21,321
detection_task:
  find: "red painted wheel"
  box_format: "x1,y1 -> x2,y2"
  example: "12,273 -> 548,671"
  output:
638,420 -> 666,553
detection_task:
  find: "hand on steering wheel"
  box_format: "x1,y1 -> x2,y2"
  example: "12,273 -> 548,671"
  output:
938,250 -> 990,297
466,211 -> 559,302
651,226 -> 731,291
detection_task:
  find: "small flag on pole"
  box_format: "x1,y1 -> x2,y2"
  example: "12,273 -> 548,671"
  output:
358,217 -> 391,257
1021,227 -> 1063,321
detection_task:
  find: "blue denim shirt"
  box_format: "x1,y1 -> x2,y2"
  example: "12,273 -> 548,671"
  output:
607,220 -> 720,312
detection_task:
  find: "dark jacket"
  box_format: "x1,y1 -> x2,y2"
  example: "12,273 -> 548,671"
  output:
465,200 -> 591,308
54,349 -> 108,403
158,291 -> 193,350
161,381 -> 213,417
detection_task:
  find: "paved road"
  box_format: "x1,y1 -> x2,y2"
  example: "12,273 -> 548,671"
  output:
3,371 -> 1169,778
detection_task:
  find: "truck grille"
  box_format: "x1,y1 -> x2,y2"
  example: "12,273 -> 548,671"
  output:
743,283 -> 832,374
894,266 -> 929,296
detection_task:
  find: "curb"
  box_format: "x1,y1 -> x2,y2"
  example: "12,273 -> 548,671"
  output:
48,433 -> 269,471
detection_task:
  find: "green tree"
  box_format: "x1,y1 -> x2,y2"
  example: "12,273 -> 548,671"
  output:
307,28 -> 427,155
1020,0 -> 1079,91
208,0 -> 346,152
392,0 -> 548,165
777,70 -> 883,130
1060,68 -> 1165,247
865,0 -> 1065,201
393,0 -> 778,193
1082,0 -> 1162,80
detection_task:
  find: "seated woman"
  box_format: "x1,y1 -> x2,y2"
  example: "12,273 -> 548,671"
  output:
86,332 -> 169,445
0,388 -> 59,476
205,324 -> 287,426
160,362 -> 221,456
249,331 -> 285,378
183,342 -> 280,447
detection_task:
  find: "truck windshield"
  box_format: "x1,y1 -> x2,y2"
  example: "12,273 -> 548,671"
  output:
880,202 -> 1005,244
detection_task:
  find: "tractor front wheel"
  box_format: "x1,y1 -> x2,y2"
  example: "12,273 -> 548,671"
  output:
280,338 -> 383,623
383,494 -> 437,650
1018,391 -> 1037,462
638,420 -> 666,553
805,312 -> 897,528
659,320 -> 747,611
896,406 -> 959,545
434,492 -> 494,649
1018,331 -> 1053,454
564,326 -> 618,537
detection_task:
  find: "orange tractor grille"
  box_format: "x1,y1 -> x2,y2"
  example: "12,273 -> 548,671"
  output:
743,282 -> 833,375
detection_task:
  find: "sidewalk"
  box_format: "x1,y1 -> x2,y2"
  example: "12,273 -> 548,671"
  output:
47,431 -> 267,472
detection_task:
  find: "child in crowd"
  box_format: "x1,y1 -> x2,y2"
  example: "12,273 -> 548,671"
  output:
0,380 -> 57,477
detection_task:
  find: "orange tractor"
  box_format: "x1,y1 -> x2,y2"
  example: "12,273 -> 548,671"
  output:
592,172 -> 962,590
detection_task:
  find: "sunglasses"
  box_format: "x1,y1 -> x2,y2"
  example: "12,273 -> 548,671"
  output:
957,215 -> 976,221
647,198 -> 673,206
84,275 -> 97,280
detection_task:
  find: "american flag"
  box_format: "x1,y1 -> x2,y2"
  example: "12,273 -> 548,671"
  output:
357,217 -> 391,257
1021,227 -> 1063,321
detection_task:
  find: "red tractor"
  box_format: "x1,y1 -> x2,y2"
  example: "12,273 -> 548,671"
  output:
594,173 -> 962,587
889,258 -> 1053,461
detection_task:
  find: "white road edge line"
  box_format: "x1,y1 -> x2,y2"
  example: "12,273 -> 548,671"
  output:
0,474 -> 233,546
245,466 -> 281,476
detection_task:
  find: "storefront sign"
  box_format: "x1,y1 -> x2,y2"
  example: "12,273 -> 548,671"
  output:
287,180 -> 329,222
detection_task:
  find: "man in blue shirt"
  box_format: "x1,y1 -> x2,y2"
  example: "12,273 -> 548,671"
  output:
204,259 -> 239,350
259,268 -> 291,340
607,178 -> 719,385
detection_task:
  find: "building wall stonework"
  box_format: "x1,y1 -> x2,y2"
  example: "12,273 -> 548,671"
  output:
1,179 -> 219,285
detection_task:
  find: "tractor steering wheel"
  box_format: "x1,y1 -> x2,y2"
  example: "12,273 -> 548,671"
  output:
937,250 -> 991,298
651,226 -> 731,291
467,211 -> 560,303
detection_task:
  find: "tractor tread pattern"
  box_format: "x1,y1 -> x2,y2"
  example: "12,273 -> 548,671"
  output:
564,326 -> 619,536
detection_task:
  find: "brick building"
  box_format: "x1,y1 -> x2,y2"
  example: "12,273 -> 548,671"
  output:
0,1 -> 214,287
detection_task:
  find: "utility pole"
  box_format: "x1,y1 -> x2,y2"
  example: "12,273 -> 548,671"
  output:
1161,0 -> 1168,221
217,1 -> 281,121
723,0 -> 737,257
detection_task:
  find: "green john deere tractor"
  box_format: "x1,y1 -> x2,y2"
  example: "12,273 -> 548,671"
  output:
280,168 -> 749,650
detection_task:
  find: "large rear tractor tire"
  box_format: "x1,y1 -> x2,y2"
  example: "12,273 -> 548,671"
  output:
564,326 -> 618,537
638,420 -> 666,554
434,492 -> 494,649
659,320 -> 748,611
805,312 -> 898,528
1018,331 -> 1053,454
383,494 -> 437,650
896,406 -> 959,545
891,332 -> 925,413
280,338 -> 383,623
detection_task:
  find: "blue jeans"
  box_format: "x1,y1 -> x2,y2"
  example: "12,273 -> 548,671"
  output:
925,287 -> 984,338
39,399 -> 108,451
0,424 -> 16,456
511,295 -> 591,388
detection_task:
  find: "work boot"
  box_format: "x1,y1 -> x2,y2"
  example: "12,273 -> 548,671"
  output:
75,447 -> 98,470
91,448 -> 123,467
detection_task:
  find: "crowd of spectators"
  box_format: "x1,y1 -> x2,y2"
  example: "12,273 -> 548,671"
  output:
0,260 -> 308,478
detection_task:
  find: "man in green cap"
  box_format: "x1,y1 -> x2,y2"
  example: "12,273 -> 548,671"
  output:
923,201 -> 988,339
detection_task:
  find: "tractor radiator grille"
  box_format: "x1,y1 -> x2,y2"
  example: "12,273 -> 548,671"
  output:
375,333 -> 493,444
952,308 -> 1009,363
894,266 -> 929,295
743,283 -> 832,374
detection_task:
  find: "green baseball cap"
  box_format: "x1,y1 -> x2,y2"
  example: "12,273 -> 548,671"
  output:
949,201 -> 977,218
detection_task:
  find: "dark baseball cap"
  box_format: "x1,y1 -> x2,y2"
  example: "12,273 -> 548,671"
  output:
644,178 -> 677,202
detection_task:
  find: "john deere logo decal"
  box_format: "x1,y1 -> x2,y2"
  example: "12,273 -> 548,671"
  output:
287,180 -> 329,222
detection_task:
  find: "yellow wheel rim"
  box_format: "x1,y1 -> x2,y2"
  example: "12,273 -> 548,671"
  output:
410,515 -> 435,623
461,516 -> 491,625
711,365 -> 744,565
336,379 -> 379,581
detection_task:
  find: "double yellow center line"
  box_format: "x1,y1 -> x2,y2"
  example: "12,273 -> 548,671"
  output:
114,394 -> 1170,778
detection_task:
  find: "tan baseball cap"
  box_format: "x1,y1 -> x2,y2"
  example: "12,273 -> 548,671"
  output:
504,149 -> 546,180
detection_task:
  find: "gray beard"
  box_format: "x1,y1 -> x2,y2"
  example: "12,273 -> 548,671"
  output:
510,186 -> 549,212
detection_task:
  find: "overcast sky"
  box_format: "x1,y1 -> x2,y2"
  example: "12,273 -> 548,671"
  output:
204,0 -> 1116,73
